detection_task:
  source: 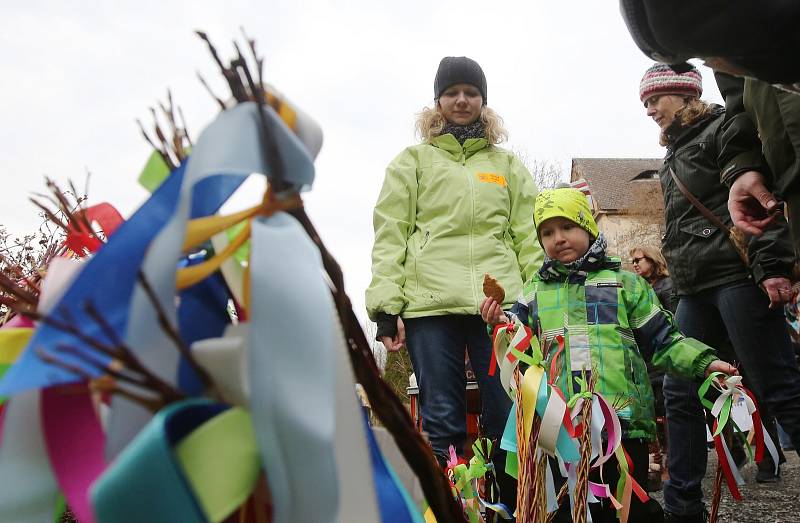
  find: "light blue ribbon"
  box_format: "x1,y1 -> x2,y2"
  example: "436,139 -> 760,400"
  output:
249,214 -> 339,522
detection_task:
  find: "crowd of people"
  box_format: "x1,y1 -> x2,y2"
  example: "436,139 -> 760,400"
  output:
366,7 -> 800,521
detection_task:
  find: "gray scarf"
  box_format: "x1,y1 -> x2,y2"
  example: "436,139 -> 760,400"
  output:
442,119 -> 485,145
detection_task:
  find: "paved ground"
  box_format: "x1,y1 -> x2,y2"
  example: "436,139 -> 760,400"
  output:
650,450 -> 800,522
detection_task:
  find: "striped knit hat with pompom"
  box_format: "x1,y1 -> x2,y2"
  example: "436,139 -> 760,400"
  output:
639,63 -> 703,103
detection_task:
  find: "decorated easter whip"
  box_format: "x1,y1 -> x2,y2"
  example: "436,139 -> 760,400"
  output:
194,30 -> 465,522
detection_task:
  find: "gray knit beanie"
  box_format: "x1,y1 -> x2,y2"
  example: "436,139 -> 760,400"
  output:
434,56 -> 487,104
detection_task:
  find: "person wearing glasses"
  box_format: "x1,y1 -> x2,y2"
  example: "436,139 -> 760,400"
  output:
630,245 -> 675,491
630,246 -> 676,313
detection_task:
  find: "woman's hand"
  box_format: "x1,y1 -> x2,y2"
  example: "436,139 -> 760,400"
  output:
705,359 -> 739,378
380,317 -> 406,352
480,297 -> 509,327
760,276 -> 795,309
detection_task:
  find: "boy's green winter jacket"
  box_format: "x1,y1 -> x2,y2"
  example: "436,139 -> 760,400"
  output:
366,134 -> 544,321
509,239 -> 717,440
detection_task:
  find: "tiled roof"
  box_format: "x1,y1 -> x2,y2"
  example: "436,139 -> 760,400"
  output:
570,158 -> 664,211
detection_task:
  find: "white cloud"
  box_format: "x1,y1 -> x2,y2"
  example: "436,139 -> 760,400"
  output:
0,1 -> 724,323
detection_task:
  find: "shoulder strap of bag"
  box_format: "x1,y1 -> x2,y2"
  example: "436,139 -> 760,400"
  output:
668,168 -> 750,265
668,168 -> 731,234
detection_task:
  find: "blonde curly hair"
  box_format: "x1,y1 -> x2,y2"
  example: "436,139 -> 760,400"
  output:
414,105 -> 508,144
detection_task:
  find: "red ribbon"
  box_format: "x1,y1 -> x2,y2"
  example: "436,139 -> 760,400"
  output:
712,419 -> 743,500
548,335 -> 565,386
489,323 -> 514,377
621,443 -> 650,503
64,202 -> 125,256
742,387 -> 766,463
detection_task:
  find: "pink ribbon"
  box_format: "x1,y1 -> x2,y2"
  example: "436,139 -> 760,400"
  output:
41,383 -> 106,523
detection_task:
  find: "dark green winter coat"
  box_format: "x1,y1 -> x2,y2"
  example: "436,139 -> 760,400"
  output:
717,76 -> 800,200
659,104 -> 794,295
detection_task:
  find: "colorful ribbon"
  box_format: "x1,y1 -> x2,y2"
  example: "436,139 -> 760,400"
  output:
699,372 -> 781,499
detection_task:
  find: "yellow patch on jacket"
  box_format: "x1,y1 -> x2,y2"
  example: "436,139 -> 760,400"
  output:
477,173 -> 507,186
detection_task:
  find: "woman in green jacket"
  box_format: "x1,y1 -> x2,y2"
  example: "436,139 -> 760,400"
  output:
366,56 -> 543,509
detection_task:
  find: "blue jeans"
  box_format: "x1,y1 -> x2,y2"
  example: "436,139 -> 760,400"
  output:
404,315 -> 512,459
663,281 -> 800,515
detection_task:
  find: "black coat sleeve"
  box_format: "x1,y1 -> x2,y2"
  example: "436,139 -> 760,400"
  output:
747,220 -> 795,283
715,72 -> 769,187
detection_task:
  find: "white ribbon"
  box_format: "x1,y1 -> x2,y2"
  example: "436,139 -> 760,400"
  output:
0,391 -> 60,522
710,376 -> 756,420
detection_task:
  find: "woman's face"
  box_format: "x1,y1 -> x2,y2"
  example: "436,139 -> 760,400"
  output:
438,83 -> 483,126
644,94 -> 686,130
539,217 -> 591,264
631,250 -> 655,279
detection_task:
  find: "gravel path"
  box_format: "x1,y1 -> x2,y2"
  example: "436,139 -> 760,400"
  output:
650,450 -> 800,522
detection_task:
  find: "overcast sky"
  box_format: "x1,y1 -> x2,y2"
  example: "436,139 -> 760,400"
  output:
1,1 -> 723,324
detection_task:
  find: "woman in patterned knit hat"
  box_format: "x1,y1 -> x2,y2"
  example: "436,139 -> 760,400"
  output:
366,56 -> 543,513
640,63 -> 800,522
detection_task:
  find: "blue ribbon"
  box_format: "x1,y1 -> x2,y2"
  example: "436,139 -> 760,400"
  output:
361,411 -> 421,523
0,164 -> 186,395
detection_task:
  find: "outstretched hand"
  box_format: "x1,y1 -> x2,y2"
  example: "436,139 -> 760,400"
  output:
728,171 -> 782,235
480,297 -> 509,327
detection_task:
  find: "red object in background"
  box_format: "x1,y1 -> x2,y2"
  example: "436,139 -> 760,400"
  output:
407,352 -> 484,458
82,203 -> 124,236
408,381 -> 482,458
65,203 -> 125,256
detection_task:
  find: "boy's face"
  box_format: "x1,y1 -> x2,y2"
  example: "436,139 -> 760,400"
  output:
539,216 -> 591,264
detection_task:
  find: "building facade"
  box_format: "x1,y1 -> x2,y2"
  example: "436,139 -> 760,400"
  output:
570,158 -> 665,264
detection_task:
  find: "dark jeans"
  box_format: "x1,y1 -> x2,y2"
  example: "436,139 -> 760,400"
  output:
663,281 -> 800,515
404,315 -> 515,509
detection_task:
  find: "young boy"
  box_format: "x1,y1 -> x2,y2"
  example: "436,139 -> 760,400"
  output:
480,188 -> 735,522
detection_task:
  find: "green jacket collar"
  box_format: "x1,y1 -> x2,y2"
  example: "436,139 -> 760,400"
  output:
430,133 -> 489,160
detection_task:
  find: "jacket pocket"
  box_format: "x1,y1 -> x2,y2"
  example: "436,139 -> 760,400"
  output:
679,220 -> 718,239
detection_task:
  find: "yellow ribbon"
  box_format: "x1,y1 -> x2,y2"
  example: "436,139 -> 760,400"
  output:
176,190 -> 302,292
0,328 -> 32,365
182,204 -> 261,252
520,365 -> 545,442
176,221 -> 252,290
174,407 -> 261,522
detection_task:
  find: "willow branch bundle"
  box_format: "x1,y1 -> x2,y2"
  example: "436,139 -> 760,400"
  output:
517,403 -> 548,523
709,465 -> 724,523
709,425 -> 734,523
524,442 -> 549,522
513,368 -> 528,523
188,30 -> 465,521
571,398 -> 592,523
546,483 -> 570,523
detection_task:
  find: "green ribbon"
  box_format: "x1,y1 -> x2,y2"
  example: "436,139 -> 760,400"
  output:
698,371 -> 735,437
138,148 -> 192,192
567,374 -> 592,409
175,407 -> 261,522
137,150 -> 172,192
